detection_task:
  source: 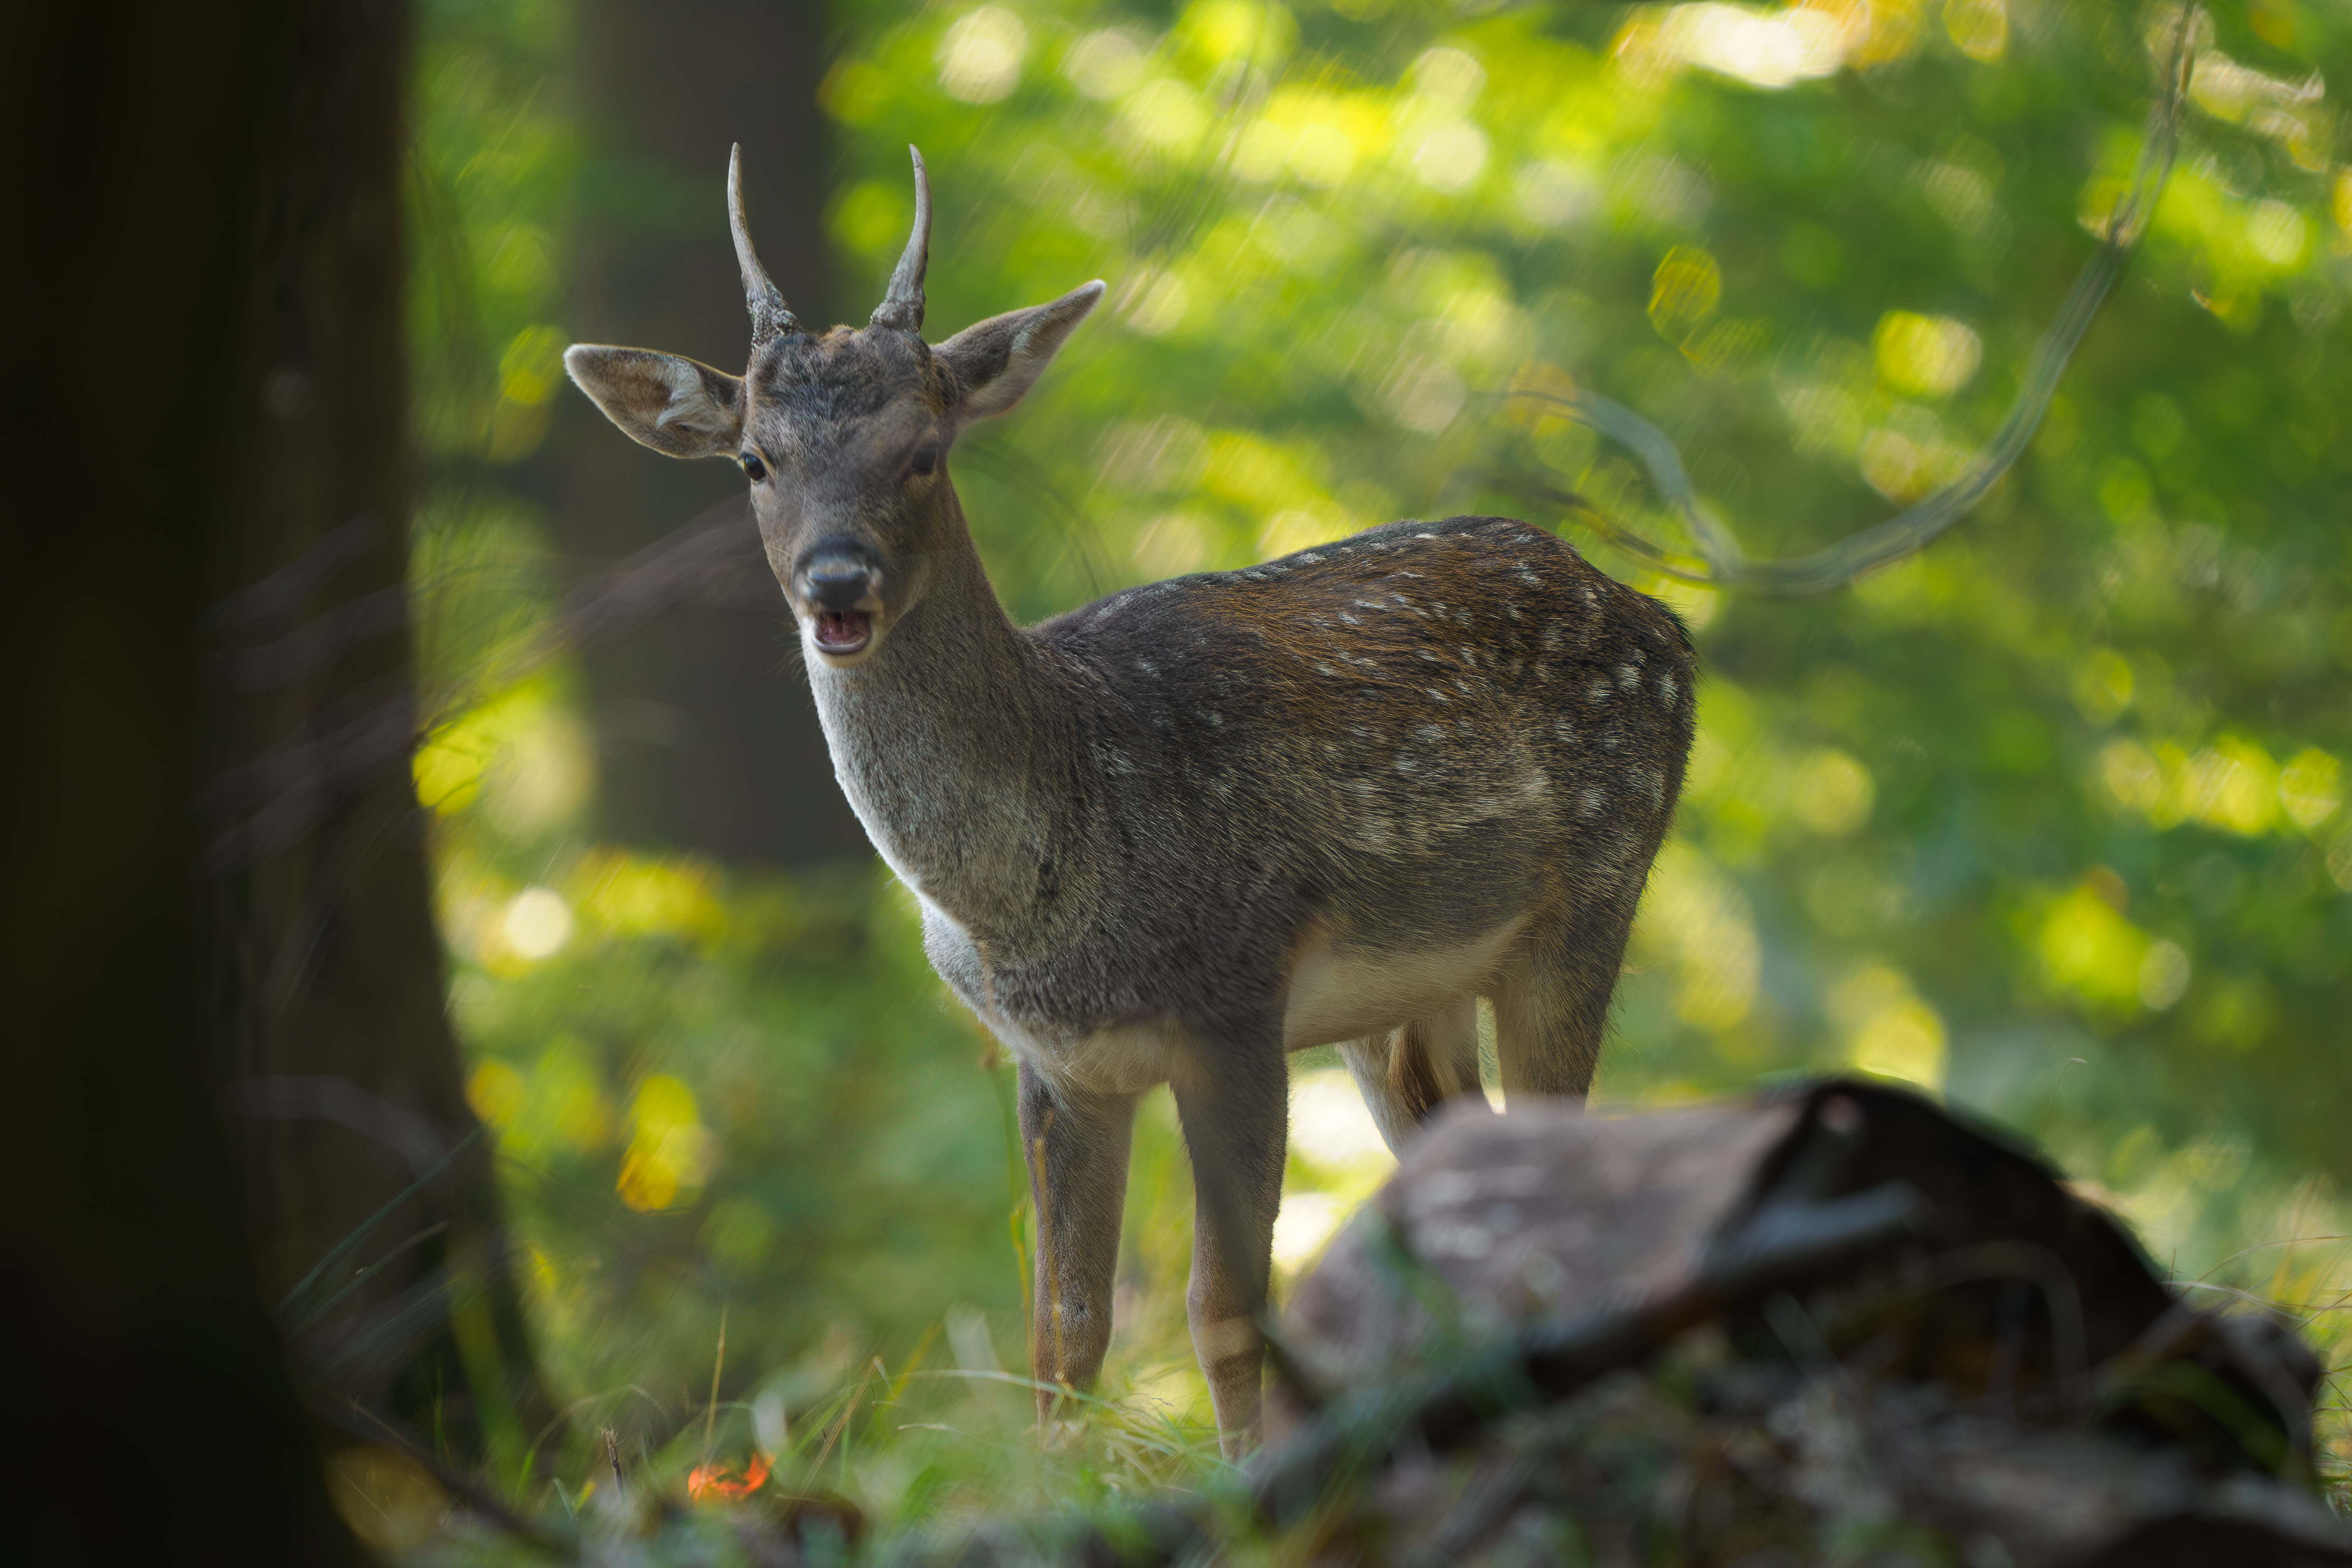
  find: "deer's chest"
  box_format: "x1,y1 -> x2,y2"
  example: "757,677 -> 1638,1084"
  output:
918,900 -> 1186,1094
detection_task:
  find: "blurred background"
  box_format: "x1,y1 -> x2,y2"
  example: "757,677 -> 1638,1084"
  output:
386,0 -> 2351,1532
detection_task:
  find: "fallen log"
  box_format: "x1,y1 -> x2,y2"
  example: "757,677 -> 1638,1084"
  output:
953,1079 -> 2347,1567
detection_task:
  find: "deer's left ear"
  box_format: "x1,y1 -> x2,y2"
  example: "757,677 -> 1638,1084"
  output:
937,281 -> 1106,423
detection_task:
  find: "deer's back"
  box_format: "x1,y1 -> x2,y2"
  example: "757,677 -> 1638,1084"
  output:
1038,516 -> 1695,950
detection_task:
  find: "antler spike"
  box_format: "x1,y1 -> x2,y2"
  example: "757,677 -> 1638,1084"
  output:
870,146 -> 931,334
729,144 -> 798,348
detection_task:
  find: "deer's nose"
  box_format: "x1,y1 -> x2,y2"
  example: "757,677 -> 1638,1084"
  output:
798,543 -> 881,610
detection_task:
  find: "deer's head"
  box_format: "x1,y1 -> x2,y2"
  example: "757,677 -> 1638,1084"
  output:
566,147 -> 1102,668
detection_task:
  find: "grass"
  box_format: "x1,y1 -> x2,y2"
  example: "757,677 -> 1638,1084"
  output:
332,1323 -> 1230,1559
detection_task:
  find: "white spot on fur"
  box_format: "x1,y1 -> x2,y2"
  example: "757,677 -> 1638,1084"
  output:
1658,672 -> 1678,708
1580,787 -> 1607,818
1589,681 -> 1613,703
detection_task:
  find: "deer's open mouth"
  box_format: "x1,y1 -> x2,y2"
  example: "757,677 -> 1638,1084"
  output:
813,610 -> 873,656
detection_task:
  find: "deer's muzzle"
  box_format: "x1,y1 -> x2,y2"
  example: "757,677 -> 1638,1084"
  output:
796,541 -> 883,659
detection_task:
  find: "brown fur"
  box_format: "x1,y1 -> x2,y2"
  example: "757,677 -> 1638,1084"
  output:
565,164 -> 1696,1454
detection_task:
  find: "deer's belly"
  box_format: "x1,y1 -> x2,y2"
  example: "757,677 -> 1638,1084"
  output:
922,896 -> 1520,1091
1280,918 -> 1524,1048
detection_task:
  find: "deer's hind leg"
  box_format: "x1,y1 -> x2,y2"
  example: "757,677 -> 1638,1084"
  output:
1017,1062 -> 1139,1419
1337,996 -> 1490,1156
1490,898 -> 1640,1100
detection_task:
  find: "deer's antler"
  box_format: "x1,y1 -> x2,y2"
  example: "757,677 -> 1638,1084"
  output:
871,145 -> 930,334
729,143 -> 798,347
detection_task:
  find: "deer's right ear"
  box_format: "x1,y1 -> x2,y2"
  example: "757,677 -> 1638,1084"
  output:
564,345 -> 745,459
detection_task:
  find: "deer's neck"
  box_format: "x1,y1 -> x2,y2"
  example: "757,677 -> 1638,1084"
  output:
807,537 -> 1086,941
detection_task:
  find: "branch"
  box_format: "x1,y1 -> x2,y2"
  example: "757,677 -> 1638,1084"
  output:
1490,4 -> 2198,599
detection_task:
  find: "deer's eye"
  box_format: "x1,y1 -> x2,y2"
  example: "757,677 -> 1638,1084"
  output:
909,443 -> 940,478
740,451 -> 768,483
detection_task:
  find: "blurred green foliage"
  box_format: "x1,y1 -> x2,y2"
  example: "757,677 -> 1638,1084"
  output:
402,0 -> 2351,1529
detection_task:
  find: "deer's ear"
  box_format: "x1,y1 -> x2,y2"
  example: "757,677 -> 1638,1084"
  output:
937,281 -> 1106,423
564,345 -> 745,459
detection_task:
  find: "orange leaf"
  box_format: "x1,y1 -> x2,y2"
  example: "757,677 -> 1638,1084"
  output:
686,1453 -> 771,1503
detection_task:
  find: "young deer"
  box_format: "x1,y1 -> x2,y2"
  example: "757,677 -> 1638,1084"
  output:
566,148 -> 1696,1453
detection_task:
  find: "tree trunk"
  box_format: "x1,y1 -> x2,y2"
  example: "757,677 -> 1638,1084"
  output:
0,0 -> 372,1556
515,0 -> 865,868
206,0 -> 551,1462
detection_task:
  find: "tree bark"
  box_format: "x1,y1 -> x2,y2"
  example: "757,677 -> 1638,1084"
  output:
207,0 -> 551,1463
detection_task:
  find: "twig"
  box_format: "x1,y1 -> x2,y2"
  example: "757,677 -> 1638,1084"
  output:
704,1303 -> 729,1463
327,1397 -> 569,1553
1481,4 -> 2200,598
810,1364 -> 875,1477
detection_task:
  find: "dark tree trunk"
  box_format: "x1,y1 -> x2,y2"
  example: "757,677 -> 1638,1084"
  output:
515,0 -> 865,868
207,0 -> 551,1461
0,0 -> 371,1557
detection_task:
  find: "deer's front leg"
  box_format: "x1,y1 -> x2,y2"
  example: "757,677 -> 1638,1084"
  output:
1170,1039 -> 1288,1457
1016,1061 -> 1137,1420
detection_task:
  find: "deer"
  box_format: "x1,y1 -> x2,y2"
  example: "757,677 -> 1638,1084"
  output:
565,146 -> 1697,1454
